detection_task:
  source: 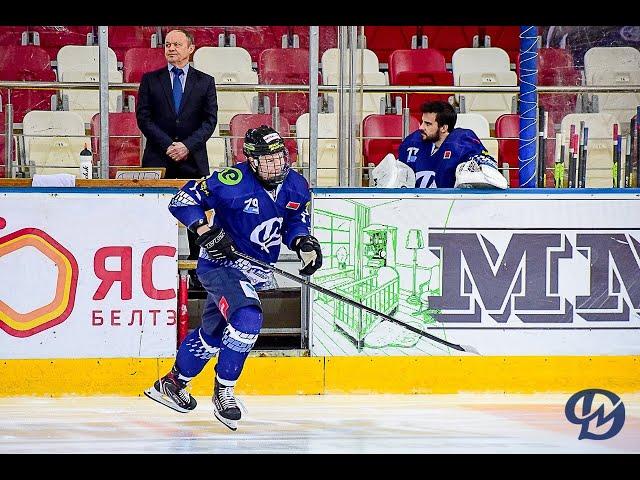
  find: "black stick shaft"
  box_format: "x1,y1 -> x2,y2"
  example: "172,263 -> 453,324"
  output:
236,251 -> 475,353
537,108 -> 546,187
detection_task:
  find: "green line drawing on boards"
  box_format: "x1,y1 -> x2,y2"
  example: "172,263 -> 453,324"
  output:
310,197 -> 455,356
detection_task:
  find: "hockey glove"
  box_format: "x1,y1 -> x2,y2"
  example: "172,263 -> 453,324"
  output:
292,235 -> 323,276
196,226 -> 240,262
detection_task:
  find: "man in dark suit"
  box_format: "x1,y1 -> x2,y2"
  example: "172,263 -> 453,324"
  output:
136,28 -> 218,179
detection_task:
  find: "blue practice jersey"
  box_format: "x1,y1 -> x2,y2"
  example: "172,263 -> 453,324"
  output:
398,128 -> 490,188
168,162 -> 311,283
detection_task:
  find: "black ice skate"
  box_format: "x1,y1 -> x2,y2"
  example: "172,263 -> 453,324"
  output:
212,377 -> 241,431
144,366 -> 197,413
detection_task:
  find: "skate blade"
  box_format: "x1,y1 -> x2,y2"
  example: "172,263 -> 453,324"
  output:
214,409 -> 238,431
144,387 -> 192,413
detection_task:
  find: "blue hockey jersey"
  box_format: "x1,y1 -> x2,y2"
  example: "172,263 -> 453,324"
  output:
398,128 -> 490,188
168,162 -> 311,283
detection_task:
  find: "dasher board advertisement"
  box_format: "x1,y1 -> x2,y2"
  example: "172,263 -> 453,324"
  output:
310,189 -> 640,356
0,189 -> 178,358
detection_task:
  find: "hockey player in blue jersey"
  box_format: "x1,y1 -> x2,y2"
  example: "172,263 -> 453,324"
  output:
145,126 -> 323,430
398,100 -> 506,189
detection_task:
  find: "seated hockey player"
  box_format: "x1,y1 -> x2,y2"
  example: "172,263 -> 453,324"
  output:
144,126 -> 323,431
398,100 -> 507,189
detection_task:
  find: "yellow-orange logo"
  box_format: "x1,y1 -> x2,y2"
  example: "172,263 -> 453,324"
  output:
0,228 -> 79,337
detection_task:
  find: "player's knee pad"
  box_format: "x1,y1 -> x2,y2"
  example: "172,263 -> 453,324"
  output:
222,306 -> 263,353
185,327 -> 220,360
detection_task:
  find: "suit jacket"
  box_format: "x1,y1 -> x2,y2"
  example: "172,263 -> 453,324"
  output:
136,66 -> 218,179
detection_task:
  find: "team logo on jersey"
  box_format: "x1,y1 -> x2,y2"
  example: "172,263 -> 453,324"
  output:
443,150 -> 452,159
196,177 -> 211,196
218,167 -> 243,186
250,217 -> 283,253
415,171 -> 437,188
286,201 -> 300,210
243,198 -> 260,215
406,147 -> 419,163
219,296 -> 230,320
240,280 -> 259,300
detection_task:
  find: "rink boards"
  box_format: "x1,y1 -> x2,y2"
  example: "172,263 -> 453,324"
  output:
0,188 -> 639,395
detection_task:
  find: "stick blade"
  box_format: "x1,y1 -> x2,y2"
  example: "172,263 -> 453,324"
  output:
460,344 -> 481,355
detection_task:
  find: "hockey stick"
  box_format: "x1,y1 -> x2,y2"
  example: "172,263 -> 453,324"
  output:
236,251 -> 480,355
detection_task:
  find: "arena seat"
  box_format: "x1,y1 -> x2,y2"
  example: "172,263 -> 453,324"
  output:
452,47 -> 517,126
388,48 -> 453,115
108,26 -> 159,61
362,114 -> 420,167
584,46 -> 640,133
296,112 -> 354,186
279,26 -> 337,58
258,48 -> 311,124
56,45 -> 119,80
31,26 -> 94,60
0,26 -> 28,46
61,69 -> 123,123
193,46 -> 258,125
421,26 -> 479,62
322,48 -> 386,120
22,110 -> 89,176
123,47 -> 167,108
363,26 -> 417,65
206,124 -> 228,169
90,112 -> 141,178
560,112 -> 621,187
482,26 -> 521,62
455,112 -> 499,161
0,45 -> 56,122
521,48 -> 582,125
229,113 -> 296,164
223,26 -> 281,63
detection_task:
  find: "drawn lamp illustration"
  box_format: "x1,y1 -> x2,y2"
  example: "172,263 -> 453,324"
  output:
405,228 -> 424,305
336,246 -> 348,270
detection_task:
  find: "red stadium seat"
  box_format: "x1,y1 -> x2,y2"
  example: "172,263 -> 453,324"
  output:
259,48 -> 313,125
363,26 -> 417,65
362,114 -> 420,167
421,26 -> 479,62
228,113 -> 296,164
163,26 -> 224,47
123,47 -> 166,83
482,26 -> 521,62
164,26 -> 281,63
123,47 -> 167,106
495,113 -> 556,188
279,26 -> 338,58
0,26 -> 28,45
90,112 -> 141,178
224,26 -> 281,63
108,26 -> 159,61
388,48 -> 453,115
0,45 -> 56,122
517,48 -> 581,125
30,26 -> 94,60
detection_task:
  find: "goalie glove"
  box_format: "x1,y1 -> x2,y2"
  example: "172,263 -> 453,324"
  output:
196,226 -> 240,262
454,153 -> 508,189
292,235 -> 323,276
370,153 -> 416,188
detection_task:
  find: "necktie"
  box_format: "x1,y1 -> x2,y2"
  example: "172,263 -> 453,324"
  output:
171,67 -> 184,111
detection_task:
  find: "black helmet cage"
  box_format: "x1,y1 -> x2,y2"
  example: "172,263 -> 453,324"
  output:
243,125 -> 291,188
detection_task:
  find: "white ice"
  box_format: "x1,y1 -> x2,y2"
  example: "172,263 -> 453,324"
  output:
0,394 -> 638,453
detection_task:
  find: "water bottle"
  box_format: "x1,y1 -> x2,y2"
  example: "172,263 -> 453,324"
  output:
79,143 -> 93,179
